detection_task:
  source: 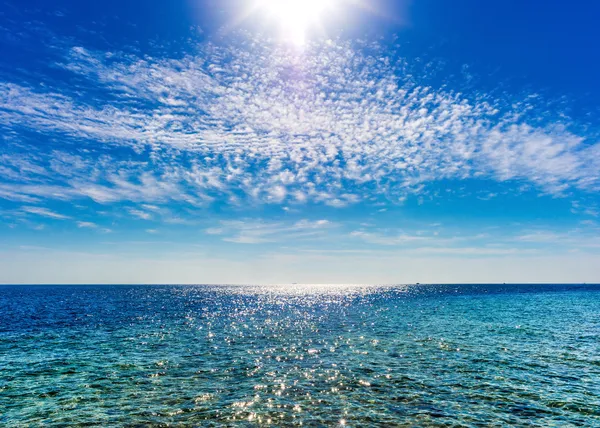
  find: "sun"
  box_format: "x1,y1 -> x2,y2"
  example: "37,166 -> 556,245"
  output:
255,0 -> 337,46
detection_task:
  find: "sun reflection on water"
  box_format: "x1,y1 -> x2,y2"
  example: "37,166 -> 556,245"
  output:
1,284 -> 599,425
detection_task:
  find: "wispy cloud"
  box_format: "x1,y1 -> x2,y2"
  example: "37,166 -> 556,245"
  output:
206,219 -> 333,244
0,33 -> 598,216
22,206 -> 71,220
296,246 -> 540,258
515,228 -> 600,248
409,247 -> 540,256
343,223 -> 600,257
516,232 -> 561,243
127,208 -> 153,221
350,230 -> 429,246
76,221 -> 97,228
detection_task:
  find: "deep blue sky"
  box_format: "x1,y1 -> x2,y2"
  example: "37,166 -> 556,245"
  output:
1,0 -> 599,283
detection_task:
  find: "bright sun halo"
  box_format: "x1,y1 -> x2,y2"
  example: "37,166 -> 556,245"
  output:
256,0 -> 336,46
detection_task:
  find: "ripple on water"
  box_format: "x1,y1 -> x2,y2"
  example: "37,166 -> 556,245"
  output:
0,283 -> 599,425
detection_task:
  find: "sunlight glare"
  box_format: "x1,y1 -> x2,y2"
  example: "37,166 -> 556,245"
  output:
257,0 -> 336,46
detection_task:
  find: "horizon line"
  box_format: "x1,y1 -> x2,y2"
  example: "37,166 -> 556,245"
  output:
2,282 -> 599,286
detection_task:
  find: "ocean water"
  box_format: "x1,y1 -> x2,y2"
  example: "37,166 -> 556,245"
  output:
1,284 -> 599,426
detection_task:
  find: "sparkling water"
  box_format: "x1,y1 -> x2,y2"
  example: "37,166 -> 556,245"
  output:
1,284 -> 599,426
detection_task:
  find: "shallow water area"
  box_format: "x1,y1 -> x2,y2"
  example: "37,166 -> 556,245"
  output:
1,283 -> 599,426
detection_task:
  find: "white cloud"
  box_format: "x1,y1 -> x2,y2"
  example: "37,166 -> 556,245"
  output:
205,228 -> 224,235
0,34 -> 598,212
207,219 -> 334,244
127,208 -> 153,220
76,221 -> 97,228
409,247 -> 539,256
350,230 -> 429,246
347,224 -> 600,255
22,206 -> 71,220
515,232 -> 561,243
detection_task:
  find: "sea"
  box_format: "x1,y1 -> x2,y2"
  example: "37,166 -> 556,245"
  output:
1,284 -> 599,426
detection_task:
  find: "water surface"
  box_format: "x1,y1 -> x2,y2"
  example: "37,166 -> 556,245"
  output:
1,284 -> 599,426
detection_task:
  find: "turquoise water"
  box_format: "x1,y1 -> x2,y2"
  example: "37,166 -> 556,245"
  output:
1,284 -> 599,426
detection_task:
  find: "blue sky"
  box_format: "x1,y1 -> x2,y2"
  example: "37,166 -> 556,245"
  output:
1,0 -> 600,284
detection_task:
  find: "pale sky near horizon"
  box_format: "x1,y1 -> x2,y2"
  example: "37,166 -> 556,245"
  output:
2,249 -> 599,285
1,0 -> 600,283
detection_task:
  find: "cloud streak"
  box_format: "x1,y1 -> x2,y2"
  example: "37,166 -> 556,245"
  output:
22,206 -> 71,220
205,219 -> 333,244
